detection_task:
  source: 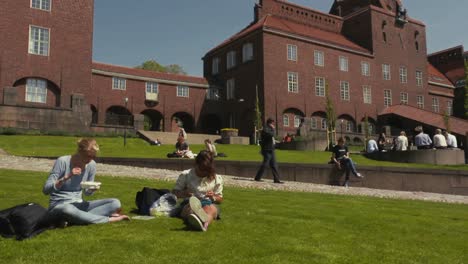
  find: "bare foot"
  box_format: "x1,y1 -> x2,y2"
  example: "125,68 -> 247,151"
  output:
109,215 -> 130,223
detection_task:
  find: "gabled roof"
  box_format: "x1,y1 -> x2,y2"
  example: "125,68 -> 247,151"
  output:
427,63 -> 455,88
379,105 -> 468,136
92,62 -> 208,87
205,14 -> 370,56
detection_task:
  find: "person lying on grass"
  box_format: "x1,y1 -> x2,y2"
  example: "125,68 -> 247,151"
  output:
172,150 -> 224,232
43,138 -> 129,226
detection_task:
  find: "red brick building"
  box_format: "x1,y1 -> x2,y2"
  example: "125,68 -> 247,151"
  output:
202,0 -> 459,139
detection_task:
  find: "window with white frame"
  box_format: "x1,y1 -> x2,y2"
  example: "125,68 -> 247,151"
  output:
400,92 -> 408,105
242,43 -> 253,62
432,97 -> 439,113
314,50 -> 324,66
226,51 -> 236,69
287,72 -> 298,93
416,95 -> 424,108
112,77 -> 126,90
206,87 -> 220,100
315,77 -> 325,97
382,64 -> 391,80
25,78 -> 47,103
340,81 -> 350,101
294,116 -> 301,128
361,61 -> 370,76
287,44 -> 297,61
363,85 -> 372,104
311,118 -> 317,129
384,89 -> 392,107
346,121 -> 353,132
31,0 -> 51,11
212,57 -> 220,75
399,66 -> 408,83
146,82 -> 158,94
321,119 -> 327,130
339,56 -> 349,72
283,114 -> 290,127
447,100 -> 453,116
29,26 -> 49,56
177,85 -> 189,97
226,78 -> 235,100
416,70 -> 423,86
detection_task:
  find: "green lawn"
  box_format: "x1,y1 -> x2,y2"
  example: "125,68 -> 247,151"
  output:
0,135 -> 467,171
0,169 -> 467,264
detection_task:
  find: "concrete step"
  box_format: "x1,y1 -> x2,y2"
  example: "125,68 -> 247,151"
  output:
137,130 -> 222,145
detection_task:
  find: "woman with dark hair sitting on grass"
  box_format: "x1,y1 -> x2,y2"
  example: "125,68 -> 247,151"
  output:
172,150 -> 224,231
43,138 -> 129,226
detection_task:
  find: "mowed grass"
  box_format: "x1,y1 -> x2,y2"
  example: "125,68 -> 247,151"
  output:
0,169 -> 467,264
1,135 -> 468,171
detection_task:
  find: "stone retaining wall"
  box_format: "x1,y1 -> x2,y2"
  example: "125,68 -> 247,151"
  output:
365,149 -> 466,165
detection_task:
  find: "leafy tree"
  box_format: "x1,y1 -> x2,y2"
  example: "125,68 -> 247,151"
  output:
254,86 -> 262,144
325,81 -> 336,149
363,114 -> 370,151
136,60 -> 187,75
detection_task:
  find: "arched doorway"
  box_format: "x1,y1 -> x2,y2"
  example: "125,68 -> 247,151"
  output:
105,105 -> 133,126
90,105 -> 98,124
141,109 -> 163,131
200,114 -> 222,134
171,112 -> 194,133
282,108 -> 304,135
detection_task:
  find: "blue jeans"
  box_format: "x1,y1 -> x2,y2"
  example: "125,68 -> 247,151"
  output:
49,198 -> 121,225
339,158 -> 359,180
255,150 -> 281,182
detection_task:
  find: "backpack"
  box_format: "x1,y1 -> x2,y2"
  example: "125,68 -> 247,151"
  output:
0,203 -> 51,240
135,187 -> 170,215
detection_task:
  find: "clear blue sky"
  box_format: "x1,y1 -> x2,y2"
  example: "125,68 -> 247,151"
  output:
93,0 -> 468,77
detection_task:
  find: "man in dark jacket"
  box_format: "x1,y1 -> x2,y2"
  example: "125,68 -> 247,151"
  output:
254,118 -> 283,184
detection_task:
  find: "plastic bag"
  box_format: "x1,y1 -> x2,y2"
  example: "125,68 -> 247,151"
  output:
149,193 -> 178,217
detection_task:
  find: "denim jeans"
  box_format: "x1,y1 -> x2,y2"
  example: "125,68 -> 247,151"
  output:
49,198 -> 121,225
255,150 -> 281,182
339,158 -> 359,180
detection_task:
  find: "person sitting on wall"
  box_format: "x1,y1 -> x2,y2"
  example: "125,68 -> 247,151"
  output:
366,138 -> 379,153
331,137 -> 364,187
167,136 -> 194,158
282,134 -> 292,143
443,131 -> 458,149
414,126 -> 432,150
433,129 -> 447,149
377,132 -> 387,151
395,131 -> 408,151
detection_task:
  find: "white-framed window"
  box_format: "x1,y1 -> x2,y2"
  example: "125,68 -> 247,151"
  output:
206,87 -> 220,101
321,119 -> 327,130
287,44 -> 297,61
384,89 -> 392,107
242,43 -> 253,62
346,121 -> 353,132
400,92 -> 408,105
339,56 -> 349,72
311,118 -> 317,129
177,85 -> 189,97
31,0 -> 51,11
294,116 -> 301,128
226,78 -> 235,100
226,51 -> 236,69
432,97 -> 439,113
416,95 -> 424,108
287,72 -> 298,93
315,77 -> 325,97
146,82 -> 158,94
112,77 -> 126,90
399,66 -> 408,83
340,81 -> 350,101
212,57 -> 220,75
283,114 -> 290,127
416,70 -> 423,86
25,78 -> 47,103
314,50 -> 324,66
29,26 -> 49,56
382,64 -> 391,80
447,100 -> 453,116
363,85 -> 372,104
361,61 -> 370,76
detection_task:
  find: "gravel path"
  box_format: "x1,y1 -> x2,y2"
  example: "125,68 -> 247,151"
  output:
1,151 -> 467,205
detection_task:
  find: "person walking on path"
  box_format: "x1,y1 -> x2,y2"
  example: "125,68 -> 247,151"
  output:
254,118 -> 283,184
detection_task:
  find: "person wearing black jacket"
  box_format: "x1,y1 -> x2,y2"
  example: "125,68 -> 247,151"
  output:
254,118 -> 283,184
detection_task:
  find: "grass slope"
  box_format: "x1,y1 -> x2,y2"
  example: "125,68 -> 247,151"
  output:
0,169 -> 467,264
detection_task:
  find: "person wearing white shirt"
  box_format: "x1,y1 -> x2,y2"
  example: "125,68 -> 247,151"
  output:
395,131 -> 408,151
367,139 -> 378,153
433,129 -> 447,149
443,131 -> 458,148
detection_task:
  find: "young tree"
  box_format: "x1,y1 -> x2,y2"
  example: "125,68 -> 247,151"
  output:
136,60 -> 187,75
254,85 -> 262,144
443,111 -> 451,134
325,81 -> 336,149
363,114 -> 370,151
465,60 -> 468,118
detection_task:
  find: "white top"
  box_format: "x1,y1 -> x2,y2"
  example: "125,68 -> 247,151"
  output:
367,139 -> 378,153
447,134 -> 458,148
173,168 -> 223,199
433,134 -> 447,147
395,135 -> 408,151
